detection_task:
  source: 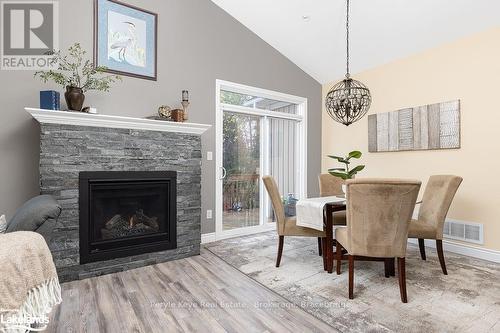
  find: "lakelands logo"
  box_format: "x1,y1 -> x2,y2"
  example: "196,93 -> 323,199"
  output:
0,313 -> 50,331
1,0 -> 59,70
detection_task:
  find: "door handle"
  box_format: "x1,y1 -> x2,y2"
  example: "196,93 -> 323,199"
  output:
220,166 -> 227,180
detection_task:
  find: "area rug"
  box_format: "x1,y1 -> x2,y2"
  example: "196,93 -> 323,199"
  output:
205,232 -> 500,333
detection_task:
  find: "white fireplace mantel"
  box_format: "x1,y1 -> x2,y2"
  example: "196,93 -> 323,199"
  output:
25,108 -> 211,135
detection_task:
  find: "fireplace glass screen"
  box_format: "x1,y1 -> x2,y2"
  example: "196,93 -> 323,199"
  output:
79,171 -> 176,264
90,182 -> 167,242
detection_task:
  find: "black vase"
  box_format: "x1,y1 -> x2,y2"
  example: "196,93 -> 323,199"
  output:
64,86 -> 85,111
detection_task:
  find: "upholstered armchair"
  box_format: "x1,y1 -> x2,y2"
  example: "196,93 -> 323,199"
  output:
263,176 -> 325,267
408,175 -> 463,275
335,179 -> 421,303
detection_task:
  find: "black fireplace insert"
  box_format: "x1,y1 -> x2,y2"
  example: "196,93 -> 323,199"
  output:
79,171 -> 176,264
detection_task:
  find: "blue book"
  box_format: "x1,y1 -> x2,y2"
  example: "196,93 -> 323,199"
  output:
40,90 -> 60,110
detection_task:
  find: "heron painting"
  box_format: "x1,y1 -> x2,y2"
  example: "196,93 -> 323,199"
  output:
94,0 -> 157,80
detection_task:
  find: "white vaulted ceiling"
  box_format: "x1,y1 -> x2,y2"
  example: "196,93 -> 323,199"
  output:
211,0 -> 500,83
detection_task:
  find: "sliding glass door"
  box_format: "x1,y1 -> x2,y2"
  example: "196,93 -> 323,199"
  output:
222,112 -> 261,230
266,117 -> 300,223
216,81 -> 307,239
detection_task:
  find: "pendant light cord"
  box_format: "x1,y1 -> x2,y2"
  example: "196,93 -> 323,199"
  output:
346,0 -> 350,79
325,0 -> 371,126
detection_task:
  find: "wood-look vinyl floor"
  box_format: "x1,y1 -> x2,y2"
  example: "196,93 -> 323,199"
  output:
46,249 -> 335,333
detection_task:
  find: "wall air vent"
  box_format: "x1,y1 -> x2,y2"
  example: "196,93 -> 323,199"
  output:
443,219 -> 483,245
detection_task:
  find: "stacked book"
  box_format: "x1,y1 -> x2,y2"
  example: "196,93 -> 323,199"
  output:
40,90 -> 60,110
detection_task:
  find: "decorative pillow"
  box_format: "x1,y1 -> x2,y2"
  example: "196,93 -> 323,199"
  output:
0,214 -> 7,233
6,195 -> 61,233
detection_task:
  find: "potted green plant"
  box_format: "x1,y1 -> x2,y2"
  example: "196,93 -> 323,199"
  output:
34,43 -> 121,111
327,150 -> 365,194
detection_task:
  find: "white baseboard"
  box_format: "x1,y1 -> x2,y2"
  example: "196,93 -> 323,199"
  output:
203,231 -> 500,263
408,238 -> 500,263
201,232 -> 216,244
201,224 -> 275,244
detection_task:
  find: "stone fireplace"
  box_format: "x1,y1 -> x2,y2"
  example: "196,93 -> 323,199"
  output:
27,108 -> 210,282
79,171 -> 177,264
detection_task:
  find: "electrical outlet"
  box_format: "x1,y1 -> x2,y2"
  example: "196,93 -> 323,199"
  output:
206,210 -> 213,219
207,151 -> 213,161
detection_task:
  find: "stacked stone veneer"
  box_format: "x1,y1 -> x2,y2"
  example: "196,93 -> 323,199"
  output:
39,123 -> 202,282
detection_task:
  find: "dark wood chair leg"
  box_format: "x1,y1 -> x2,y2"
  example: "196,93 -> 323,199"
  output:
317,237 -> 322,256
390,258 -> 395,276
384,259 -> 391,278
418,238 -> 426,260
336,241 -> 342,275
397,257 -> 408,303
322,237 -> 327,270
436,239 -> 448,275
276,236 -> 284,267
348,255 -> 354,299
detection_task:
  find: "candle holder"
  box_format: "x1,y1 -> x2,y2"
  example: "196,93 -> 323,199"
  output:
181,90 -> 189,121
181,101 -> 189,121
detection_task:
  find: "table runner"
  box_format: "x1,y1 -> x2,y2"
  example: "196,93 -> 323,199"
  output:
296,196 -> 346,231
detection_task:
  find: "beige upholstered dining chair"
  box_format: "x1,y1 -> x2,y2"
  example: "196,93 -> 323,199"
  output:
335,178 -> 421,303
408,175 -> 463,275
263,176 -> 325,267
318,174 -> 346,226
318,173 -> 344,196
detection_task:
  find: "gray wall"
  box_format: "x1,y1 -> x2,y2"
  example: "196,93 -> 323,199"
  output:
0,0 -> 321,234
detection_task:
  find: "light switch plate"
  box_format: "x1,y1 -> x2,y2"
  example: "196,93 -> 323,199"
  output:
206,210 -> 213,219
207,151 -> 213,161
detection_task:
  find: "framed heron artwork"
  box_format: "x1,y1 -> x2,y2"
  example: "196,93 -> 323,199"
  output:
94,0 -> 157,80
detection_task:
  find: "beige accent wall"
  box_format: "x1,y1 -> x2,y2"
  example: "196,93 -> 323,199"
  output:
322,27 -> 500,251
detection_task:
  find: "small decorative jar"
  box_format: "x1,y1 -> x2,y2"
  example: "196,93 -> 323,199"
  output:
171,109 -> 185,122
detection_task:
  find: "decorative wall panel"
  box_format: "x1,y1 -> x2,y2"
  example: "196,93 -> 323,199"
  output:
368,100 -> 460,152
